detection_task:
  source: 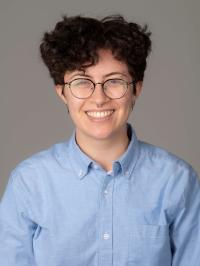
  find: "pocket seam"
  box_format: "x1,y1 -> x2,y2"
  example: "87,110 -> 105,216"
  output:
132,224 -> 169,239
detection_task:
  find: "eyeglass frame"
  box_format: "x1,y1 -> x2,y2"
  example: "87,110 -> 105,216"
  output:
62,78 -> 136,99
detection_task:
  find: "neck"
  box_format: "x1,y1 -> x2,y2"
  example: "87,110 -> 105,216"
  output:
75,126 -> 130,171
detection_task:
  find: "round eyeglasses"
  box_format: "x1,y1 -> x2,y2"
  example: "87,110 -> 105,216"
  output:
62,78 -> 135,99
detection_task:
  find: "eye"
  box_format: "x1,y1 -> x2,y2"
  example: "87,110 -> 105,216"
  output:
109,79 -> 120,83
71,79 -> 92,88
105,79 -> 125,87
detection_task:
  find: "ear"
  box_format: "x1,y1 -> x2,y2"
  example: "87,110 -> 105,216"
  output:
134,81 -> 143,98
131,81 -> 143,106
55,85 -> 68,105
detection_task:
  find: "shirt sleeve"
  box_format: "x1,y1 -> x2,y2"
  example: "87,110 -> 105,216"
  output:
0,171 -> 37,266
171,167 -> 200,266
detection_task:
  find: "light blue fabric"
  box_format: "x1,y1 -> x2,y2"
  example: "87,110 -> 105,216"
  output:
0,124 -> 200,266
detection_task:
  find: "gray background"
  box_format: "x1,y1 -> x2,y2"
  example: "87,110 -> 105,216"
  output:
0,0 -> 199,198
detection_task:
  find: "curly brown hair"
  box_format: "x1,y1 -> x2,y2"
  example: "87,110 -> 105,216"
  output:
40,14 -> 152,85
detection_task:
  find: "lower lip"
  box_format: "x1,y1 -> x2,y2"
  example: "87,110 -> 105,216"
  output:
86,111 -> 114,122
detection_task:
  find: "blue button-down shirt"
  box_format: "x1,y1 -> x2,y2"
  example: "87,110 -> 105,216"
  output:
0,124 -> 200,266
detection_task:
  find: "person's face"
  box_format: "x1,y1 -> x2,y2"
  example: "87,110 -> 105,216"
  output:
55,49 -> 142,142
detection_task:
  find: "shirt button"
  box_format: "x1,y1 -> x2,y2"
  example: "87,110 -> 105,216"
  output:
125,171 -> 129,176
104,189 -> 109,195
103,232 -> 110,240
79,170 -> 83,177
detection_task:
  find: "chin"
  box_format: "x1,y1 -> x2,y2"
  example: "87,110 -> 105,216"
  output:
87,126 -> 122,141
89,131 -> 113,141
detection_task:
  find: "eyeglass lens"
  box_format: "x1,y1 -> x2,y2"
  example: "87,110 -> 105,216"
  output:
68,78 -> 128,99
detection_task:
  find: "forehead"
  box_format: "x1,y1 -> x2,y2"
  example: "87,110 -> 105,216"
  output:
64,49 -> 130,80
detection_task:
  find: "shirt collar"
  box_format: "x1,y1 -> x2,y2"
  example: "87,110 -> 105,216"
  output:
115,123 -> 140,178
55,123 -> 140,180
68,131 -> 93,179
53,130 -> 92,179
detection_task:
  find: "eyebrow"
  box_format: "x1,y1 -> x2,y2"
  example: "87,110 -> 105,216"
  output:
67,71 -> 129,80
103,72 -> 129,78
68,71 -> 87,79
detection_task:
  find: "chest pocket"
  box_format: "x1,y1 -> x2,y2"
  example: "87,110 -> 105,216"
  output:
128,224 -> 171,266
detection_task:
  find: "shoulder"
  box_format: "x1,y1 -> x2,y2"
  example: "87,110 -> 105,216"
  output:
137,140 -> 200,211
137,140 -> 199,187
139,140 -> 193,170
10,140 -> 70,184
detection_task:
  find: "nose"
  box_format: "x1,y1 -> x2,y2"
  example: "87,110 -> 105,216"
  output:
90,83 -> 109,105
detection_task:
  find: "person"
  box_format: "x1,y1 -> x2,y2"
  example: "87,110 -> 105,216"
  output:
0,14 -> 199,266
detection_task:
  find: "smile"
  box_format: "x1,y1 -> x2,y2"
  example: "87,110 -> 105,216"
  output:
86,110 -> 114,118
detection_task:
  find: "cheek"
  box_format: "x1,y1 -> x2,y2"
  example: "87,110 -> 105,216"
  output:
67,99 -> 86,121
67,95 -> 82,110
119,94 -> 133,112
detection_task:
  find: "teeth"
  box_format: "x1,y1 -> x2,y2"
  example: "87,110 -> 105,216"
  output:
86,110 -> 114,118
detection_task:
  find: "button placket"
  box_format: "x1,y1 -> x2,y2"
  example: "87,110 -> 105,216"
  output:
99,175 -> 114,265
